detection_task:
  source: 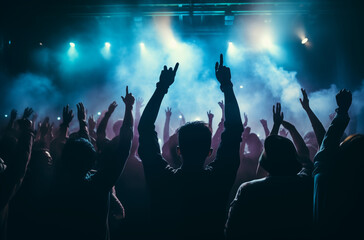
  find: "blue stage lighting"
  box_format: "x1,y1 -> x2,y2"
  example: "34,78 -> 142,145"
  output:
69,42 -> 75,48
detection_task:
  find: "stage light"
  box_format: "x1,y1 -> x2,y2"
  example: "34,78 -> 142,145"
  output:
39,42 -> 43,46
101,42 -> 112,59
57,117 -> 61,121
68,42 -> 78,60
97,112 -> 101,116
8,40 -> 11,45
228,41 -> 233,46
179,115 -> 182,119
4,114 -> 8,118
140,42 -> 145,47
301,37 -> 308,45
195,117 -> 201,121
240,85 -> 244,89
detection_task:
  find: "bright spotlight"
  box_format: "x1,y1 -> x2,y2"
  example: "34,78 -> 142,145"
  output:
97,112 -> 101,116
105,42 -> 111,48
228,41 -> 233,46
39,42 -> 43,46
57,117 -> 61,121
4,114 -> 8,118
140,42 -> 145,47
179,115 -> 182,119
301,37 -> 308,45
69,42 -> 75,48
239,85 -> 244,89
195,117 -> 201,121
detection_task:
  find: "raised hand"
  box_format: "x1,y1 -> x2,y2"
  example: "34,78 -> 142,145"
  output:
108,101 -> 118,114
158,63 -> 179,89
218,100 -> 224,110
273,103 -> 284,126
10,109 -> 17,121
207,110 -> 214,120
165,107 -> 172,118
299,88 -> 310,111
336,89 -> 352,113
17,118 -> 32,131
242,126 -> 251,140
76,102 -> 86,122
63,105 -> 74,125
121,86 -> 135,108
22,107 -> 33,119
136,97 -> 144,109
215,54 -> 231,87
260,119 -> 267,127
243,113 -> 248,128
88,115 -> 96,130
40,117 -> 50,137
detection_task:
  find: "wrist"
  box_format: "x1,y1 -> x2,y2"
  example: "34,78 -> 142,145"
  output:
125,105 -> 133,111
220,81 -> 233,92
156,82 -> 169,94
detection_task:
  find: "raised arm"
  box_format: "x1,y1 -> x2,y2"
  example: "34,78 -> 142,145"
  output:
95,87 -> 134,190
6,109 -> 17,131
300,88 -> 326,146
97,101 -> 117,141
282,120 -> 313,171
209,54 -> 243,177
138,63 -> 179,172
76,102 -> 89,140
88,115 -> 97,140
270,103 -> 283,136
207,110 -> 214,132
57,105 -> 73,141
313,89 -> 351,229
0,117 -> 33,210
163,107 -> 172,144
260,119 -> 270,138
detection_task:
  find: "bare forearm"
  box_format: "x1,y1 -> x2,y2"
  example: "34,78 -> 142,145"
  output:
305,107 -> 326,146
163,117 -> 170,144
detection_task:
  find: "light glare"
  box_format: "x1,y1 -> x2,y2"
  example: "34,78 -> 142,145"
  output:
105,42 -> 111,48
301,38 -> 308,45
69,42 -> 75,48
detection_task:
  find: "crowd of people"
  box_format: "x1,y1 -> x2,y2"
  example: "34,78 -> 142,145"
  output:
0,54 -> 363,240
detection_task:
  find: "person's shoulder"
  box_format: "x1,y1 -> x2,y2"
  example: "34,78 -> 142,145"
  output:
237,178 -> 268,194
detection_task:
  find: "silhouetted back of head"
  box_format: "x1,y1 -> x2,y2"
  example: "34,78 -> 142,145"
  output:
259,135 -> 301,176
60,137 -> 96,179
246,133 -> 263,155
178,121 -> 211,166
340,134 -> 364,176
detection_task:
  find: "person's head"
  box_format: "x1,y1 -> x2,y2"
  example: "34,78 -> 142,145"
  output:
259,135 -> 301,176
113,120 -> 123,137
339,134 -> 364,176
177,121 -> 212,168
60,137 -> 96,179
246,133 -> 263,157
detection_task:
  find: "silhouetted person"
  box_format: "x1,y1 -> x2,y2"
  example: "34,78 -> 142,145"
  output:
138,54 -> 244,240
46,90 -> 134,240
226,103 -> 313,240
0,115 -> 34,240
313,89 -> 364,239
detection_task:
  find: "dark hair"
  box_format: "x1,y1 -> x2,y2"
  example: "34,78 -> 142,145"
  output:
177,121 -> 212,164
340,134 -> 364,172
60,137 -> 96,178
259,135 -> 301,176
